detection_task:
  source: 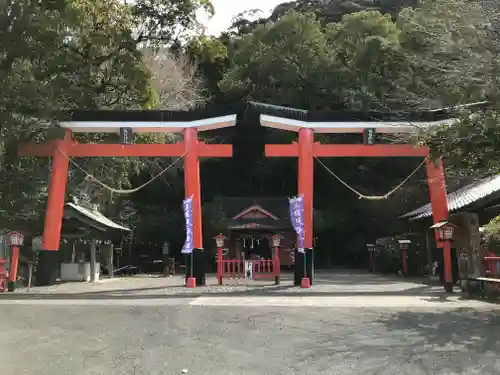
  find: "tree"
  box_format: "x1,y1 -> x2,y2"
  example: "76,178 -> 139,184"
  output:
219,11 -> 335,108
270,0 -> 421,24
143,47 -> 203,109
0,0 -> 213,231
484,215 -> 500,254
185,36 -> 229,98
414,0 -> 500,177
131,0 -> 214,45
325,10 -> 406,110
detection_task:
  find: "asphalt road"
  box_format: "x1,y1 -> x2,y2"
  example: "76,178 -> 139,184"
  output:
1,272 -> 499,375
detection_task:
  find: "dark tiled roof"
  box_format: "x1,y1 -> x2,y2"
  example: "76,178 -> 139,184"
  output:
52,100 -> 488,123
402,175 -> 500,220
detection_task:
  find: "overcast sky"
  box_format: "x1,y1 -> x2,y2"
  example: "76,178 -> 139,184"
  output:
198,0 -> 286,35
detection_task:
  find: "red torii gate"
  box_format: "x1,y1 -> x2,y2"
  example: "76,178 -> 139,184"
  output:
19,111 -> 237,286
262,114 -> 455,292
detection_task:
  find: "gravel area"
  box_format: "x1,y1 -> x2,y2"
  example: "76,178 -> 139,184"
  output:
7,270 -> 442,298
0,270 -> 498,375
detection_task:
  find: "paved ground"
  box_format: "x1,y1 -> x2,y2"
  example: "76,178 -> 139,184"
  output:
1,270 -> 499,375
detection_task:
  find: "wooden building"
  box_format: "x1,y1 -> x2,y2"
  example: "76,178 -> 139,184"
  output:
220,197 -> 295,267
402,174 -> 500,282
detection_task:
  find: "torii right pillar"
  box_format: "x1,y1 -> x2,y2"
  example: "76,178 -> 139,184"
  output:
426,158 -> 453,292
297,128 -> 315,285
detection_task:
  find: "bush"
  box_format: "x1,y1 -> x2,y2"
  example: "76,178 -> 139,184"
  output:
483,216 -> 500,254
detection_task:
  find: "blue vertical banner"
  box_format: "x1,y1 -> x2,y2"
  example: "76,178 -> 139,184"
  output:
181,197 -> 193,254
289,195 -> 305,253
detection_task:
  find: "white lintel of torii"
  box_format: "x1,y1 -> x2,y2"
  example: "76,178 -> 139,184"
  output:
259,114 -> 458,134
59,114 -> 238,133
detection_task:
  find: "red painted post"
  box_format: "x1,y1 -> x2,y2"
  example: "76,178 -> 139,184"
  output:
38,131 -> 71,286
184,128 -> 203,249
217,246 -> 223,285
43,131 -> 71,251
0,259 -> 7,292
401,249 -> 408,274
426,158 -> 452,292
274,245 -> 280,284
184,128 -> 202,288
8,246 -> 19,286
369,251 -> 374,272
298,128 -> 314,250
7,231 -> 24,291
298,128 -> 314,288
443,241 -> 453,288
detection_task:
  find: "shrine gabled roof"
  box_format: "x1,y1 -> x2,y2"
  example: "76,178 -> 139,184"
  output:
220,197 -> 290,220
232,204 -> 279,220
401,175 -> 500,220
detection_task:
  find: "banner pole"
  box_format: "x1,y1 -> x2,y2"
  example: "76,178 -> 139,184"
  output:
303,249 -> 307,279
190,250 -> 194,279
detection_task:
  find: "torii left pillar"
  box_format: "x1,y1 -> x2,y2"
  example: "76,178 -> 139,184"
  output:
39,131 -> 71,286
20,124 -> 234,286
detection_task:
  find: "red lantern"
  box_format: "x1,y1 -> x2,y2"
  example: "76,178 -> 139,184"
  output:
366,244 -> 376,252
270,234 -> 284,248
430,221 -> 456,241
7,231 -> 24,247
398,239 -> 411,251
440,225 -> 454,240
214,234 -> 227,248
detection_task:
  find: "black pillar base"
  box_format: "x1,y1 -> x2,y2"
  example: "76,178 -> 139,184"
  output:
185,249 -> 206,286
7,281 -> 15,292
36,250 -> 60,286
294,248 -> 314,286
444,281 -> 454,293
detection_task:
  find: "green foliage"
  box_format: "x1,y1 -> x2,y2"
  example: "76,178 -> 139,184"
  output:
484,216 -> 500,254
131,0 -> 215,45
325,10 -> 406,109
0,0 -> 212,231
202,196 -> 228,249
421,110 -> 500,177
219,11 -> 333,107
185,36 -> 228,97
271,0 -> 421,24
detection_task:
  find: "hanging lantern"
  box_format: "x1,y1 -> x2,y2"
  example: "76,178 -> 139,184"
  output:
7,231 -> 24,247
366,243 -> 376,252
398,239 -> 411,251
270,234 -> 284,248
214,234 -> 228,248
430,221 -> 457,241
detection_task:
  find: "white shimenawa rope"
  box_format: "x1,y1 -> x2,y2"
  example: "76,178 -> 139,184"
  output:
58,148 -> 189,194
312,151 -> 427,200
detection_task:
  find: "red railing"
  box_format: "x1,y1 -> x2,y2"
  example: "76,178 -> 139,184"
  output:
252,259 -> 277,280
220,259 -> 244,280
218,258 -> 279,284
483,256 -> 500,277
0,259 -> 8,292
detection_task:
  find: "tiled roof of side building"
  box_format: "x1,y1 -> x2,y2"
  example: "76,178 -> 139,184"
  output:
401,174 -> 500,220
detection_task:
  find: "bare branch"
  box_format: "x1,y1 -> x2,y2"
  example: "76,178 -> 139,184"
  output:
142,48 -> 203,110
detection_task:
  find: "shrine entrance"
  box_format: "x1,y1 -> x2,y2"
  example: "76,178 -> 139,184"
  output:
260,110 -> 457,292
19,110 -> 237,286
216,199 -> 295,285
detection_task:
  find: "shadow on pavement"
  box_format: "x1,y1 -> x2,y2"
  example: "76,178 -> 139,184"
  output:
0,284 -> 458,300
297,308 -> 500,374
374,308 -> 500,372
